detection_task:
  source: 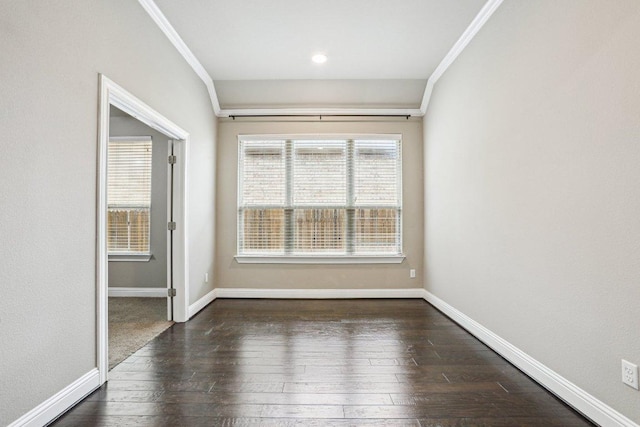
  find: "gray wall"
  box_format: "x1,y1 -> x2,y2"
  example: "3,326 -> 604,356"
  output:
108,113 -> 168,289
423,0 -> 640,422
216,118 -> 423,289
0,1 -> 216,424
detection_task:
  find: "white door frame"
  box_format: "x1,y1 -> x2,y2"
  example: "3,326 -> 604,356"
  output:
97,74 -> 190,384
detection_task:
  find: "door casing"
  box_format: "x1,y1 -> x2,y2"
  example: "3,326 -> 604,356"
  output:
97,74 -> 190,384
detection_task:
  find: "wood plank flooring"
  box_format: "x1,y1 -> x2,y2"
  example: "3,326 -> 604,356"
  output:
52,299 -> 594,426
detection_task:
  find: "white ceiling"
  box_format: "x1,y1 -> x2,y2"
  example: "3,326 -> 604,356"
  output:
153,0 -> 488,111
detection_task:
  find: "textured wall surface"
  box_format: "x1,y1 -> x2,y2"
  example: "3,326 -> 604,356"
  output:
0,1 -> 216,423
423,1 -> 640,422
216,118 -> 424,289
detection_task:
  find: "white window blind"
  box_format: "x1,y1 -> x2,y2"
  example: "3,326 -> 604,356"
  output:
238,136 -> 402,257
107,137 -> 152,254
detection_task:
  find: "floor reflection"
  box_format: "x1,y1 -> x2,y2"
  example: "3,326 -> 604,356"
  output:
53,299 -> 594,426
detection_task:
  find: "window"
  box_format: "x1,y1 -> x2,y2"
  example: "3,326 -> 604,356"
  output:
107,137 -> 152,258
237,135 -> 403,263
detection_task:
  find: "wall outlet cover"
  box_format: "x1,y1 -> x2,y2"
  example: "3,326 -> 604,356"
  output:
622,359 -> 639,390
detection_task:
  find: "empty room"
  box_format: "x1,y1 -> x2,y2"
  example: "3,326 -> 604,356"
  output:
1,1 -> 639,426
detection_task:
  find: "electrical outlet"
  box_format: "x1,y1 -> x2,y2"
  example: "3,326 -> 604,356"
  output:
409,269 -> 416,279
205,273 -> 209,283
622,360 -> 639,390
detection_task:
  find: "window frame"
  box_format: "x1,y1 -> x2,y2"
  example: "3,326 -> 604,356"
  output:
236,134 -> 405,264
107,136 -> 153,262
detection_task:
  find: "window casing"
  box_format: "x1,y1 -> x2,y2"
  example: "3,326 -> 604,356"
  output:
237,135 -> 403,262
107,137 -> 152,258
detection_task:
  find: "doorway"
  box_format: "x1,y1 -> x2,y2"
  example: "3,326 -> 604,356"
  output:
107,108 -> 173,369
97,75 -> 189,384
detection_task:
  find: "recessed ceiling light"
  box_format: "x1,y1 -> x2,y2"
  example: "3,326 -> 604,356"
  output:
312,53 -> 327,64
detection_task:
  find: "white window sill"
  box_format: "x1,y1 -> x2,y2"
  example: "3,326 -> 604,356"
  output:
235,255 -> 405,264
108,253 -> 152,262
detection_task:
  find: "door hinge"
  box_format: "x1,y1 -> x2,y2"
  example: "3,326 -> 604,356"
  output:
168,221 -> 176,231
168,288 -> 176,297
168,155 -> 177,164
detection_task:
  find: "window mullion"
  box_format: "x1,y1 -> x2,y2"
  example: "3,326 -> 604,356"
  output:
346,139 -> 355,255
126,210 -> 131,252
285,140 -> 293,255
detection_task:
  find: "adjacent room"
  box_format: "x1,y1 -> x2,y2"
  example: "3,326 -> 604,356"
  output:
107,106 -> 174,369
1,1 -> 639,426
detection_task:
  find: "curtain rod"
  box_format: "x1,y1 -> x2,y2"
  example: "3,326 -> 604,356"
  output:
229,114 -> 411,120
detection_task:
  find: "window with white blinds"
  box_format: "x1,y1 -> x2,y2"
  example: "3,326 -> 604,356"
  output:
107,137 -> 152,255
238,135 -> 402,258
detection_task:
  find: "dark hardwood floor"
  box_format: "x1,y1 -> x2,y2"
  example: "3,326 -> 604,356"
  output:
52,299 -> 594,426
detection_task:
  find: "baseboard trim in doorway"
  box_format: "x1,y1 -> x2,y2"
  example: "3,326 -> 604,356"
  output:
188,289 -> 217,319
8,368 -> 100,427
108,287 -> 166,297
423,290 -> 638,427
214,288 -> 426,299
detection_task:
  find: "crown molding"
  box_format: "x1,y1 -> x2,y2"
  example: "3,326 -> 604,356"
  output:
137,0 -> 221,115
139,0 -> 503,118
420,0 -> 504,115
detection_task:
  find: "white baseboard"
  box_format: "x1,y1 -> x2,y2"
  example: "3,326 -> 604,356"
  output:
187,287 -> 424,318
423,290 -> 638,427
108,287 -> 166,297
214,287 -> 426,299
188,289 -> 217,319
8,369 -> 100,427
